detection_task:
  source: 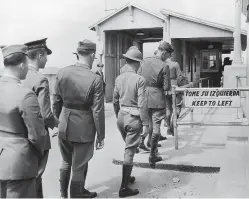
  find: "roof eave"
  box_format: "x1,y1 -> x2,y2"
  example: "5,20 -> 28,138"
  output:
160,9 -> 247,36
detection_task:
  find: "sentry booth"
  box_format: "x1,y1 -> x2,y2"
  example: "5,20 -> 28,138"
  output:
89,3 -> 247,102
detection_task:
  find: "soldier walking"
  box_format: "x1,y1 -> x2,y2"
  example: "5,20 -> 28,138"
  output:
22,38 -> 59,198
53,40 -> 105,198
0,45 -> 46,198
113,47 -> 149,197
164,50 -> 182,136
138,41 -> 171,166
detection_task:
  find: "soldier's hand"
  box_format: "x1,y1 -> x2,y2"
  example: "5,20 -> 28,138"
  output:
96,139 -> 104,150
141,125 -> 149,136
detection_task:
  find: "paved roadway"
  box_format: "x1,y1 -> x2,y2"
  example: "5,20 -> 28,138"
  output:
43,105 -> 218,198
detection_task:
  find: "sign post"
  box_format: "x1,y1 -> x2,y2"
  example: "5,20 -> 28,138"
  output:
172,86 -> 178,150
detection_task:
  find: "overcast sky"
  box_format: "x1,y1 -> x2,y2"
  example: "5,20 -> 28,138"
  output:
0,0 -> 241,68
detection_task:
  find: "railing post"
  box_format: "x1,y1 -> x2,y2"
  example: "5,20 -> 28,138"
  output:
172,86 -> 178,150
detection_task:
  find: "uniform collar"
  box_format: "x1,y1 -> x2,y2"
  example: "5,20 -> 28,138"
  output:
1,74 -> 21,84
123,64 -> 136,73
28,64 -> 39,72
76,61 -> 91,70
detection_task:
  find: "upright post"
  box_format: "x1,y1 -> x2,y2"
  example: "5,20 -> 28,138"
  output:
172,86 -> 178,150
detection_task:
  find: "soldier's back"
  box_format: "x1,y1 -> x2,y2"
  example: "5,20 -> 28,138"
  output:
140,56 -> 167,109
56,63 -> 100,143
0,77 -> 40,180
115,69 -> 144,107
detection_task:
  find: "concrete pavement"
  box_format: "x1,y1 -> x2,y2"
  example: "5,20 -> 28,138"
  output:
42,104 -> 249,198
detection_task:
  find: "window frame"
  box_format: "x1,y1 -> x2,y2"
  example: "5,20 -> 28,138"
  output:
200,50 -> 219,72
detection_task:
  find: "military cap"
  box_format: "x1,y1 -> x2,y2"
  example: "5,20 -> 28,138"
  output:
123,46 -> 143,62
158,41 -> 174,53
0,45 -> 6,49
25,38 -> 52,55
1,44 -> 28,58
77,39 -> 96,53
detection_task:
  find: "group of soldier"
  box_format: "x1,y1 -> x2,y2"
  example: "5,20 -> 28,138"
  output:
113,41 -> 193,197
0,37 -> 192,198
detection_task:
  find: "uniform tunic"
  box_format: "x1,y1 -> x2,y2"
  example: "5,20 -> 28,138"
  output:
0,75 -> 46,198
53,62 -> 105,182
113,65 -> 148,165
138,56 -> 171,135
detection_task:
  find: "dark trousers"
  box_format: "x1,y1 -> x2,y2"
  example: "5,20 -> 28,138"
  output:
36,150 -> 49,198
117,111 -> 142,165
0,178 -> 36,198
58,137 -> 94,183
165,95 -> 173,129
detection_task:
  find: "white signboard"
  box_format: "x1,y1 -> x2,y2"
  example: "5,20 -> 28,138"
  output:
184,89 -> 241,108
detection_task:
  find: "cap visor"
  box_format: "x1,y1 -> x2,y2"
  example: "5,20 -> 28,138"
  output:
123,54 -> 142,62
46,47 -> 52,55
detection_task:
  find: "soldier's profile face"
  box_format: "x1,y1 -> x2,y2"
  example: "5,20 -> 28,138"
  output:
39,51 -> 48,69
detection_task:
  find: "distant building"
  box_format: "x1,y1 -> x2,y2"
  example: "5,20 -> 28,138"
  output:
89,3 -> 248,102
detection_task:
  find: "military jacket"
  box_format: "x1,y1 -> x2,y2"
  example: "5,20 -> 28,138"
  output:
0,76 -> 46,180
138,56 -> 171,109
22,66 -> 55,150
113,64 -> 149,126
53,62 -> 105,143
165,58 -> 181,86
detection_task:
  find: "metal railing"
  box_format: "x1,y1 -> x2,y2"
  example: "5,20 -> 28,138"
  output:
171,86 -> 249,150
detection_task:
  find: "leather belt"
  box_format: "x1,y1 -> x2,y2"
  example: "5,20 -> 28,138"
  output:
63,103 -> 90,111
120,106 -> 140,116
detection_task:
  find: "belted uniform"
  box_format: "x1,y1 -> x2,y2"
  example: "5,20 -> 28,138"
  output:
0,76 -> 46,198
53,61 -> 105,198
139,56 -> 171,137
22,65 -> 56,197
113,65 -> 148,165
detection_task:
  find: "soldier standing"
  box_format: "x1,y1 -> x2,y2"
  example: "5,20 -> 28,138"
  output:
53,40 -> 105,198
113,47 -> 149,197
22,38 -> 59,198
95,62 -> 106,94
164,48 -> 182,136
0,45 -> 46,198
138,41 -> 171,166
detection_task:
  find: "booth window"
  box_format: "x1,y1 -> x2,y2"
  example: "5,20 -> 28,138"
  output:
201,50 -> 219,72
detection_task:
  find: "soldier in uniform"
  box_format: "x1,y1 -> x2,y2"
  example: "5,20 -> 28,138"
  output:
95,62 -> 106,94
138,41 -> 171,166
113,47 -> 149,197
0,45 -> 46,198
53,39 -> 105,198
164,47 -> 182,136
21,38 -> 59,198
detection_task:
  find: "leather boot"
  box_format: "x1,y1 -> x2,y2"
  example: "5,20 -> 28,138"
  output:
70,181 -> 97,198
59,169 -> 71,199
159,135 -> 167,141
147,141 -> 161,148
138,136 -> 150,152
36,177 -> 43,198
119,165 -> 139,198
149,134 -> 162,168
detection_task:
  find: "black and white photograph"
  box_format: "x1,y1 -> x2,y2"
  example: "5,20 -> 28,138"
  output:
0,0 -> 249,198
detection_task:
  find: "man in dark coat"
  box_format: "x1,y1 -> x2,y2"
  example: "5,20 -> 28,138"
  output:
138,41 -> 171,166
22,38 -> 59,198
95,62 -> 106,94
53,39 -> 105,198
0,44 -> 46,198
113,47 -> 149,197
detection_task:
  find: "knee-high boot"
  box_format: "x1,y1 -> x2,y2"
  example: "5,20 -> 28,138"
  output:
59,169 -> 71,199
119,165 -> 139,198
138,136 -> 150,152
36,177 -> 43,198
149,134 -> 163,167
